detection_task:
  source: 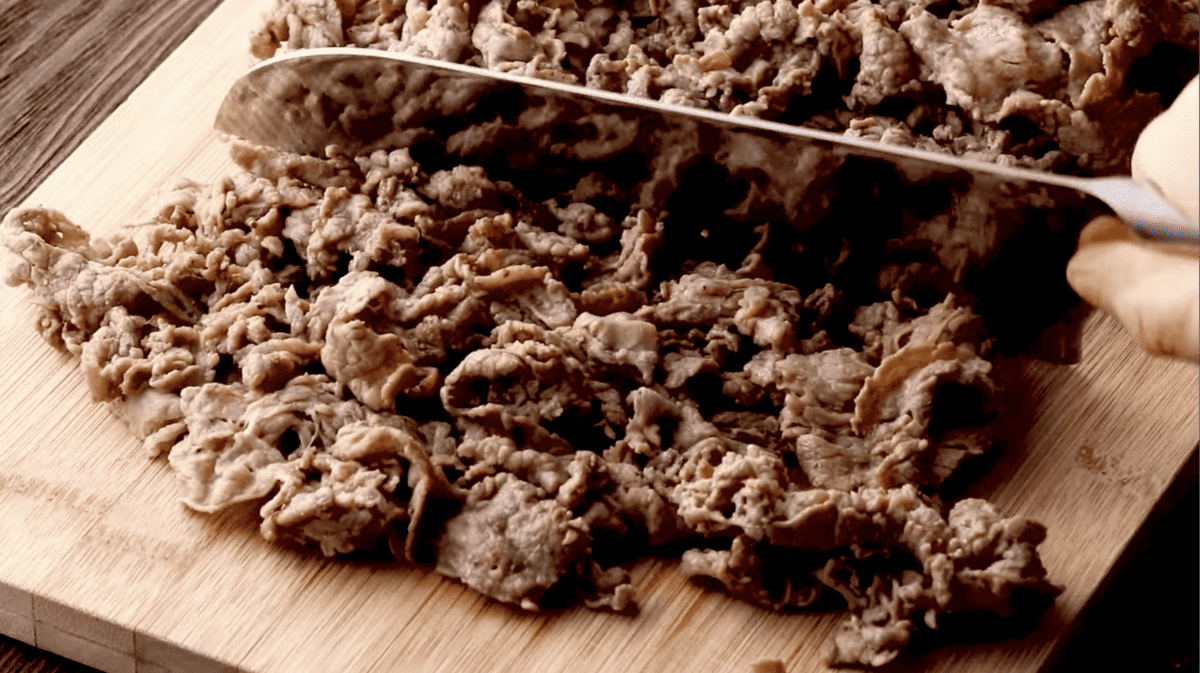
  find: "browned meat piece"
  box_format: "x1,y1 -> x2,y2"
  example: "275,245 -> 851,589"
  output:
261,418 -> 456,560
436,476 -> 593,610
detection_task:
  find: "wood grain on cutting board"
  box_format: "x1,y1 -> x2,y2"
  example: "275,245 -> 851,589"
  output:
0,1 -> 1196,672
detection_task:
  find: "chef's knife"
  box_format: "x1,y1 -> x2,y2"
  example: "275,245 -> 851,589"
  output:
215,47 -> 1196,243
212,47 -> 1191,362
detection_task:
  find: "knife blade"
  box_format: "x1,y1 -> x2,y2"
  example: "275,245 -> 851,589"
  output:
215,48 -> 1195,243
213,47 -> 1176,361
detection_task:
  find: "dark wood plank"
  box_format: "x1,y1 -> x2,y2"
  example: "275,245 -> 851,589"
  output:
0,636 -> 95,673
0,0 -> 224,215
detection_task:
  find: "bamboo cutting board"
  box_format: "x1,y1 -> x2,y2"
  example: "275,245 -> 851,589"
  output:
1,1 -> 1196,672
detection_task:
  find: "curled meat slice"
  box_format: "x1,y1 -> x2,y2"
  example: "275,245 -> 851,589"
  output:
261,420 -> 457,560
435,476 -> 591,610
260,447 -> 408,557
827,497 -> 1058,667
395,0 -> 475,62
900,5 -> 1063,123
1,207 -> 204,353
314,271 -> 441,410
168,382 -> 269,512
845,4 -> 918,109
671,442 -> 790,540
242,337 -> 323,393
168,376 -> 365,512
619,387 -> 717,461
109,388 -> 186,457
638,264 -> 743,327
80,307 -> 154,401
323,316 -> 440,408
441,336 -> 589,422
578,210 -> 663,314
766,348 -> 876,432
282,186 -> 421,282
473,0 -> 541,72
734,284 -> 800,351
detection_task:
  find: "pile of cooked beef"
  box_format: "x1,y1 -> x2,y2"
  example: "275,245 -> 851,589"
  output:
3,129 -> 1066,665
250,0 -> 1198,175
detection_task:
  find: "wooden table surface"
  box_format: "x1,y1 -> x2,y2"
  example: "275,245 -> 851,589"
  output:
0,2 -> 1194,672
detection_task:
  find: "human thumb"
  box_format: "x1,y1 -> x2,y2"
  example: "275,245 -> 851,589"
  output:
1131,76 -> 1199,231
